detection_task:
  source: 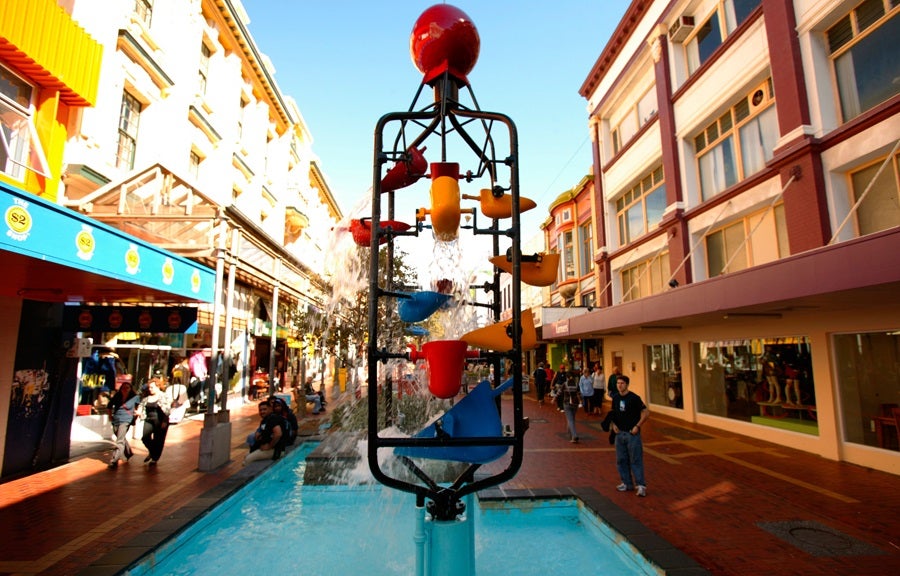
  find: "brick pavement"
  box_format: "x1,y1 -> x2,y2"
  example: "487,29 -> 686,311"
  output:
0,394 -> 897,575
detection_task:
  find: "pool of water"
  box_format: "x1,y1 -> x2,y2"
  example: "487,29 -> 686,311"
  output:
127,443 -> 658,575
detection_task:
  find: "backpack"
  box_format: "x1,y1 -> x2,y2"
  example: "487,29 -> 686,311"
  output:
564,376 -> 579,406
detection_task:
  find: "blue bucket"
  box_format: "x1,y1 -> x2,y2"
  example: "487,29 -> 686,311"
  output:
398,291 -> 451,323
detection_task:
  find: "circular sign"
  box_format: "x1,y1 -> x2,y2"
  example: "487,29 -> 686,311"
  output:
6,205 -> 31,235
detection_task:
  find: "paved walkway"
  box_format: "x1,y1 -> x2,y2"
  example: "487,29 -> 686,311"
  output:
0,393 -> 897,575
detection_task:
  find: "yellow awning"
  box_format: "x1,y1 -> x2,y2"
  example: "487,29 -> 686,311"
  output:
0,0 -> 103,106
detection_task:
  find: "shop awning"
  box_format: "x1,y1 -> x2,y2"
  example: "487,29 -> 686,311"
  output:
1,181 -> 215,303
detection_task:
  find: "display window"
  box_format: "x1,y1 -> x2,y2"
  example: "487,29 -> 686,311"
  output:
692,337 -> 817,434
646,344 -> 683,409
834,330 -> 900,451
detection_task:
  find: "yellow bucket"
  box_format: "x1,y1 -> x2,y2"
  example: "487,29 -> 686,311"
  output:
465,189 -> 537,219
462,309 -> 537,352
430,162 -> 461,241
489,252 -> 559,287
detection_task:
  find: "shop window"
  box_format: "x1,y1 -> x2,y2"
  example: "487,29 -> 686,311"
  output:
828,1 -> 899,121
646,344 -> 683,409
693,338 -> 817,434
581,291 -> 595,309
0,66 -> 51,180
621,251 -> 670,302
849,154 -> 900,236
116,91 -> 142,170
617,166 -> 666,245
694,79 -> 777,201
834,330 -> 900,451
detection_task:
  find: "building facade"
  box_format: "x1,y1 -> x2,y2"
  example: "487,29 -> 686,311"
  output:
0,0 -> 342,479
544,0 -> 900,475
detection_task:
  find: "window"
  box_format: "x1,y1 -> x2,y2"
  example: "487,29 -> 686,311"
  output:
0,66 -> 50,180
611,86 -> 657,154
645,344 -> 682,409
687,10 -> 723,74
563,230 -> 575,279
828,1 -> 899,121
694,79 -> 777,200
198,43 -> 211,96
133,0 -> 153,26
581,291 -> 595,309
189,151 -> 201,180
693,338 -> 816,433
835,330 -> 900,450
116,92 -> 142,170
850,154 -> 900,236
621,251 -> 670,302
685,1 -> 761,74
578,223 -> 593,276
616,166 -> 666,245
705,201 -> 788,277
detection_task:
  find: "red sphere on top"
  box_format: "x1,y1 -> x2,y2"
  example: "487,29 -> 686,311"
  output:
410,4 -> 480,85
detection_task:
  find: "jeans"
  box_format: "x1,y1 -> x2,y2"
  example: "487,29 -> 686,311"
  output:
615,431 -> 645,488
306,393 -> 322,413
111,422 -> 133,463
563,403 -> 578,440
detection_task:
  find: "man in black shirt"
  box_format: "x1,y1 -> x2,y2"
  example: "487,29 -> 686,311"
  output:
609,374 -> 649,497
243,400 -> 285,465
532,362 -> 548,406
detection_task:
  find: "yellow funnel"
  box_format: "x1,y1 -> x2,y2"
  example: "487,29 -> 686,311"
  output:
489,252 -> 560,287
462,309 -> 537,352
430,162 -> 460,241
463,189 -> 537,219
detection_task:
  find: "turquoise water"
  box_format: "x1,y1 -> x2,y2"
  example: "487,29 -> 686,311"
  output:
127,443 -> 657,575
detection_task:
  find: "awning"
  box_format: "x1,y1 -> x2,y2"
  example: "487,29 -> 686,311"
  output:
1,181 -> 215,303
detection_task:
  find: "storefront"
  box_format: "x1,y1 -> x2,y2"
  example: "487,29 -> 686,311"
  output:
543,229 -> 900,475
0,181 -> 214,480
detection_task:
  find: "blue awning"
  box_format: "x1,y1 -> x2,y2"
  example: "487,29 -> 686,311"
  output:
1,181 -> 215,303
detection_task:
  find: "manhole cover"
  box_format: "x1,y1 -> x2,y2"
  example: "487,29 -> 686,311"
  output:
758,520 -> 884,557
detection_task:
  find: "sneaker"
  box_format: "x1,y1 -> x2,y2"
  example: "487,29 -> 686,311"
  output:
144,455 -> 153,463
636,485 -> 647,497
616,483 -> 629,492
107,461 -> 118,469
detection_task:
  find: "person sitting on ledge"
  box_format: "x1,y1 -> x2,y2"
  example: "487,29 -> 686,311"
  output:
302,376 -> 325,414
243,400 -> 285,465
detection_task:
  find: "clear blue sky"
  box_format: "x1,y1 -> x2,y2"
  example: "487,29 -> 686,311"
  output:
242,1 -> 630,230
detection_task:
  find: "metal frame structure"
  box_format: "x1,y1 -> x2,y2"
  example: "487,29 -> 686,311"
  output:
366,72 -> 527,521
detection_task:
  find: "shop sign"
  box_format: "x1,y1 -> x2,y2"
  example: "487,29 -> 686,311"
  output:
63,306 -> 198,333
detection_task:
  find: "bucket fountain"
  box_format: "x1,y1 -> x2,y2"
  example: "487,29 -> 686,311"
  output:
363,5 -> 555,575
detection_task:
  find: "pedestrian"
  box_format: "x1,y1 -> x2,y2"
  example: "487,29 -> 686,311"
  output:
609,374 -> 649,497
563,369 -> 580,443
592,363 -> 606,414
578,366 -> 594,415
107,382 -> 140,469
137,380 -> 171,465
244,399 -> 285,464
532,362 -> 548,406
551,364 -> 568,412
607,365 -> 622,394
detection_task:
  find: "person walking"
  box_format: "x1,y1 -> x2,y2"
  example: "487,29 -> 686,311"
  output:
563,369 -> 581,443
578,366 -> 594,415
551,365 -> 568,412
592,363 -> 606,414
107,382 -> 140,469
532,362 -> 548,406
137,380 -> 171,465
609,374 -> 649,496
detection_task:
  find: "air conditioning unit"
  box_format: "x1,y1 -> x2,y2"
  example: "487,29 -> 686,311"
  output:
668,16 -> 695,43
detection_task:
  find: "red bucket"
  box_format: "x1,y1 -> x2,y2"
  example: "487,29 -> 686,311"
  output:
409,340 -> 470,399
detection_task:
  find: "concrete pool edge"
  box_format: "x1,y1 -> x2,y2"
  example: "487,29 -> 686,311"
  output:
79,443 -> 709,576
478,486 -> 710,576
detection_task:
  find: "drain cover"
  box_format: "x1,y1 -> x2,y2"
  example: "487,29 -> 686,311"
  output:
758,520 -> 884,557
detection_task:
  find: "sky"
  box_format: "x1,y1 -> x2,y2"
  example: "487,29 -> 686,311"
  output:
241,0 -> 631,234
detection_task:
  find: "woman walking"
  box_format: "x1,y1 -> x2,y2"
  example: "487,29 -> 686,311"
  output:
107,382 -> 140,469
138,380 -> 171,465
563,371 -> 581,443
